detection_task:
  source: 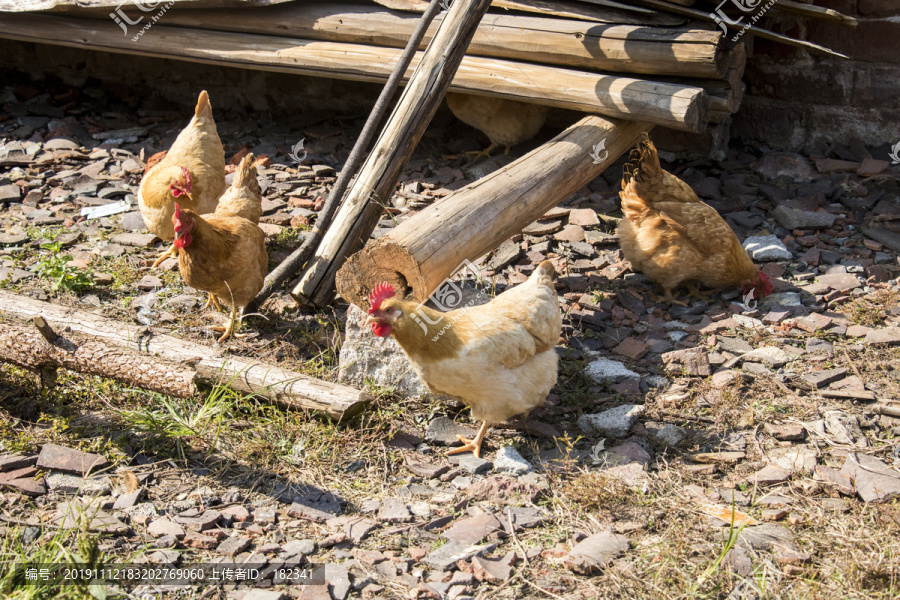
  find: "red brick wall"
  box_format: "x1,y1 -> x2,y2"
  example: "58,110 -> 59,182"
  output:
734,0 -> 900,151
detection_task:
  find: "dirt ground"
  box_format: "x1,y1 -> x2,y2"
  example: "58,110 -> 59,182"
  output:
1,66 -> 899,600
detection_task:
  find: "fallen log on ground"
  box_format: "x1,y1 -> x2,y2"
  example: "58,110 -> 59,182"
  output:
165,3 -> 730,79
0,291 -> 371,421
335,115 -> 651,307
0,13 -> 708,132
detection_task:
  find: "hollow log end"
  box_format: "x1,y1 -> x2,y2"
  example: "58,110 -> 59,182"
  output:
336,239 -> 427,309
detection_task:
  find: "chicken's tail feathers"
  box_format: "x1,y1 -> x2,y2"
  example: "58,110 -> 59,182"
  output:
233,153 -> 258,189
531,260 -> 557,289
195,90 -> 213,119
621,132 -> 660,187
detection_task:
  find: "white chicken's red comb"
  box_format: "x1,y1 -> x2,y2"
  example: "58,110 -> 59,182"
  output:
368,282 -> 395,313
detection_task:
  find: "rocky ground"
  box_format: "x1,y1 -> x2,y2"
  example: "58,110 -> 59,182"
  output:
1,71 -> 900,600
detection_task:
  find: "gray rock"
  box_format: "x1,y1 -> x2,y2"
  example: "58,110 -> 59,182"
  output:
564,531 -> 629,573
325,563 -> 352,600
134,275 -> 163,291
377,498 -> 413,523
216,535 -> 251,557
243,590 -> 287,600
338,304 -> 430,397
647,423 -> 687,447
772,205 -> 835,230
0,231 -> 27,245
457,454 -> 493,475
864,327 -> 900,345
771,446 -> 817,475
111,232 -> 158,247
584,358 -> 639,384
46,472 -> 111,496
282,539 -> 316,557
424,541 -> 493,570
425,417 -> 478,446
493,446 -> 533,476
147,516 -> 186,539
743,235 -> 792,261
578,404 -> 645,438
118,211 -> 148,231
36,444 -> 108,475
741,346 -> 792,368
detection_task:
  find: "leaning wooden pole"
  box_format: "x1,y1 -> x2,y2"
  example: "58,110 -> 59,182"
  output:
0,292 -> 371,421
291,0 -> 493,308
336,116 -> 651,307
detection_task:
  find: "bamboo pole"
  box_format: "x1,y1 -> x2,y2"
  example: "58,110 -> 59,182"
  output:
0,291 -> 371,421
0,13 -> 708,132
335,116 -> 651,307
164,3 -> 728,79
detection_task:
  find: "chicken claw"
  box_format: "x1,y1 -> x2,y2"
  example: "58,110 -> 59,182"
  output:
151,243 -> 177,268
686,282 -> 716,300
211,306 -> 248,343
464,143 -> 497,161
203,293 -> 223,312
650,287 -> 689,307
446,421 -> 490,459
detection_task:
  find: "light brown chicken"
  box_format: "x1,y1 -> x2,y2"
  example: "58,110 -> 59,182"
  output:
172,203 -> 267,343
447,92 -> 549,159
366,261 -> 561,458
215,153 -> 262,224
139,90 -> 226,267
617,134 -> 773,304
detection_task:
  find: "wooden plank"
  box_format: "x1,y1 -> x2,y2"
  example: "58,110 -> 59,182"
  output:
0,291 -> 371,420
164,3 -> 726,79
0,0 -> 290,12
0,13 -> 709,132
335,116 -> 651,307
291,0 -> 495,308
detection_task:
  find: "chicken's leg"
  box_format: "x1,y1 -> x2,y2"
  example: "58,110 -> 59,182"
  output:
202,293 -> 223,312
686,282 -> 716,300
650,287 -> 689,307
464,143 -> 497,161
446,421 -> 490,458
151,243 -> 177,268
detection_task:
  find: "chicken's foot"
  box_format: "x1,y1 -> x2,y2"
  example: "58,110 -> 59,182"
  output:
686,282 -> 716,300
650,287 -> 689,307
446,421 -> 490,458
203,293 -> 224,312
211,307 -> 247,343
464,143 -> 497,161
151,243 -> 177,268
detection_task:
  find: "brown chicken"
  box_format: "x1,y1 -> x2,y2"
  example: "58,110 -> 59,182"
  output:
172,202 -> 267,343
366,261 -> 561,458
447,92 -> 549,159
194,153 -> 264,313
139,90 -> 226,267
617,134 -> 773,304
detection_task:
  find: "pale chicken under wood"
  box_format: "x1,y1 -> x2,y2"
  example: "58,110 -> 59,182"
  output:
447,92 -> 549,159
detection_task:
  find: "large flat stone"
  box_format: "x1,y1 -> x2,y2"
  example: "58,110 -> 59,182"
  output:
36,444 -> 108,475
841,452 -> 900,503
564,531 -> 629,573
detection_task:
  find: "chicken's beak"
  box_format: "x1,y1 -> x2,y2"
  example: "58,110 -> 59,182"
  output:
365,315 -> 377,325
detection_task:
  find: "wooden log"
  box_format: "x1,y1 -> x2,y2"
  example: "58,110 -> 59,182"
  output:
0,321 -> 196,398
290,0 -> 494,309
335,116 -> 651,308
373,0 -> 685,26
0,14 -> 709,132
0,291 -> 371,420
164,3 -> 727,79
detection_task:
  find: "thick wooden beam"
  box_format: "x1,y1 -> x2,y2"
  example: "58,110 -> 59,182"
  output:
164,3 -> 729,79
335,116 -> 652,307
0,13 -> 708,132
0,291 -> 371,421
